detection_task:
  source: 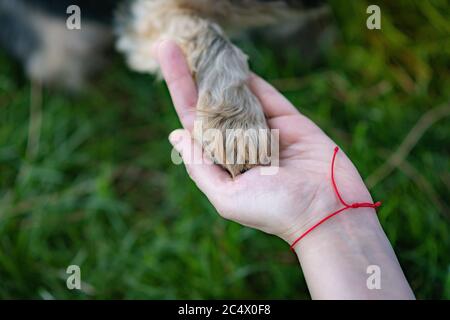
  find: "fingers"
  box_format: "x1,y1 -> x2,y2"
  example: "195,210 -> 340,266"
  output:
248,73 -> 299,119
168,129 -> 232,194
154,41 -> 298,129
155,40 -> 197,131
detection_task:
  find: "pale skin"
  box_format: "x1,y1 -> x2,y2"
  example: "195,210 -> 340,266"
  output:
154,40 -> 415,300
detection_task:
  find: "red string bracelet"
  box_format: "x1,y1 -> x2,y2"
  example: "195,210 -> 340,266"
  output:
290,146 -> 381,251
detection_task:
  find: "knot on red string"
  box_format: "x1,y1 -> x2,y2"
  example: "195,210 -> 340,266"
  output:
349,202 -> 380,209
290,147 -> 382,251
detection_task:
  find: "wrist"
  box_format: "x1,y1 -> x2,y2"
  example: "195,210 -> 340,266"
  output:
281,182 -> 375,246
293,205 -> 382,252
294,208 -> 414,299
279,146 -> 379,247
274,147 -> 415,299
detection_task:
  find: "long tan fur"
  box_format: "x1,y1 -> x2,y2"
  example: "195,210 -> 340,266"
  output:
116,0 -> 302,176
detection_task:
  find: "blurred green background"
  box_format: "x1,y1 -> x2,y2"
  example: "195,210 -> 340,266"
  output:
0,0 -> 449,299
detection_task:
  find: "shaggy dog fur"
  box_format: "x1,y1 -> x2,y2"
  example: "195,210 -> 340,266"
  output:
116,0 -> 326,176
0,0 -> 327,177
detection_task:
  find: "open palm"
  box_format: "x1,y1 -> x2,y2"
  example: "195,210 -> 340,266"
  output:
156,40 -> 373,244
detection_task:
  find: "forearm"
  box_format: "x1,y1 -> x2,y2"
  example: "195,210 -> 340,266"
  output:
294,207 -> 415,300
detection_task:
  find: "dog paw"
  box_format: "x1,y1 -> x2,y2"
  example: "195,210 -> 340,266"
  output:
194,85 -> 271,177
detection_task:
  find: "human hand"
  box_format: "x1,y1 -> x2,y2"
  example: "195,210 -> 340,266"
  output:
155,40 -> 374,244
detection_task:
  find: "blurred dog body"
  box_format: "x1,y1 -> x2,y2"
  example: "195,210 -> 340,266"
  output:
0,0 -> 326,88
0,0 -> 117,89
0,0 -> 327,176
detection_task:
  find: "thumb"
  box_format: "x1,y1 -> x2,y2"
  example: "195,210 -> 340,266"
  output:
168,129 -> 231,194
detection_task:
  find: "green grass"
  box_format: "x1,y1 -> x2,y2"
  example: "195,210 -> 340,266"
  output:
0,0 -> 449,299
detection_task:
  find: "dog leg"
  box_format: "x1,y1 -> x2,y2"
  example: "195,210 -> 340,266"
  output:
116,0 -> 271,177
